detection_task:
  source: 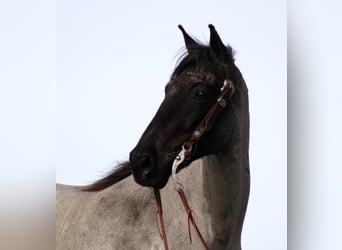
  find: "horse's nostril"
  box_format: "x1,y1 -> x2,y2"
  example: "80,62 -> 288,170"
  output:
138,154 -> 155,176
130,150 -> 156,178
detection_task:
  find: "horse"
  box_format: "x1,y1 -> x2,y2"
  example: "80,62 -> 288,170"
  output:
56,24 -> 250,250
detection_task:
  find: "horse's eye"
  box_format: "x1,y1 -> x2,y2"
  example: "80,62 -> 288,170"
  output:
191,84 -> 211,101
195,90 -> 207,97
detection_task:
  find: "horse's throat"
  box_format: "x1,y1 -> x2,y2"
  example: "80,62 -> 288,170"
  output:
201,147 -> 250,249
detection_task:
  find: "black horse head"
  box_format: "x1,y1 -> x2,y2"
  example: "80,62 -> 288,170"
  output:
130,25 -> 241,188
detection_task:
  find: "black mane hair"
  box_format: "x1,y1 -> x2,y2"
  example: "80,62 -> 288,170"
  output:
172,43 -> 235,78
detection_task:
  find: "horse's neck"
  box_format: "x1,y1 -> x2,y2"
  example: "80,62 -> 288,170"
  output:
202,153 -> 249,249
202,76 -> 250,250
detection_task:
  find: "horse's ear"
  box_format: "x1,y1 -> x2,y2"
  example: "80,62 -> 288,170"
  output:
178,25 -> 200,52
209,24 -> 229,64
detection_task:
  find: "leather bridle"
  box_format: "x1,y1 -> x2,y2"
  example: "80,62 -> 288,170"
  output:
154,78 -> 235,250
183,79 -> 235,160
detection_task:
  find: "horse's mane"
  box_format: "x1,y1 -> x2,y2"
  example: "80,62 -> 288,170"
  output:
82,161 -> 131,191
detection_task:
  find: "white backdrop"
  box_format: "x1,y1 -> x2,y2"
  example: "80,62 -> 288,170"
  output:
56,1 -> 286,249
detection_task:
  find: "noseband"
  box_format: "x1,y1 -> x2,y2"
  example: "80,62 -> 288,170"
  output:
154,78 -> 235,250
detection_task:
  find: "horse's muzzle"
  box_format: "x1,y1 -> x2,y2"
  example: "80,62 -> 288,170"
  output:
130,148 -> 169,188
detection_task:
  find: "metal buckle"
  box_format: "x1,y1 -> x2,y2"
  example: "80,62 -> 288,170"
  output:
224,79 -> 234,89
172,146 -> 186,191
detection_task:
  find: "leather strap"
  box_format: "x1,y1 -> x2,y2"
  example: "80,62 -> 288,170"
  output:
177,187 -> 209,250
154,188 -> 169,250
183,79 -> 234,159
154,188 -> 209,250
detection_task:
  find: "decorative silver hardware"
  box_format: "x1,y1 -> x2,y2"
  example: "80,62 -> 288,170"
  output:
217,97 -> 227,107
194,130 -> 202,138
220,79 -> 228,91
225,79 -> 233,89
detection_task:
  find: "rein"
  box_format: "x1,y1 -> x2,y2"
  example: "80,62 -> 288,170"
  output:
154,188 -> 169,250
154,79 -> 235,250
